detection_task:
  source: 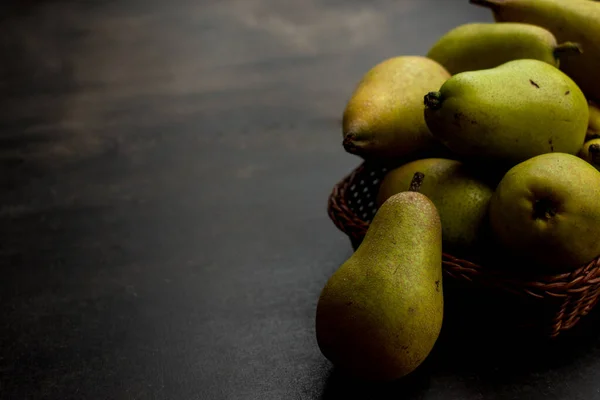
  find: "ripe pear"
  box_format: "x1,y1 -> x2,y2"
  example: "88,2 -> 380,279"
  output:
489,153 -> 600,271
588,101 -> 600,139
427,22 -> 581,75
316,191 -> 443,381
579,138 -> 600,170
471,0 -> 600,102
424,59 -> 589,166
342,56 -> 450,160
377,158 -> 494,254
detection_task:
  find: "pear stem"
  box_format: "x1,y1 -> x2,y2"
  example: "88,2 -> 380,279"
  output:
424,92 -> 444,110
408,172 -> 425,192
532,198 -> 557,221
342,133 -> 360,155
554,42 -> 583,59
590,144 -> 600,164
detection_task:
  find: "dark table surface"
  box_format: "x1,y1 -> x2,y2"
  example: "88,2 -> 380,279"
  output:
2,1 -> 600,399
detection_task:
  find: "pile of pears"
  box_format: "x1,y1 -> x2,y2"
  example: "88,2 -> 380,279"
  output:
316,0 -> 600,383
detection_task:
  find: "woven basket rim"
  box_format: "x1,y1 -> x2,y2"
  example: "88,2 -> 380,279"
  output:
327,161 -> 600,297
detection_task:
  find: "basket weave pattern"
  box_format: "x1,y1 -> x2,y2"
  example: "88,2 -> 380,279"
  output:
327,162 -> 600,338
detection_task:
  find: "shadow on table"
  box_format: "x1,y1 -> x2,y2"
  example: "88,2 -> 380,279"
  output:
319,289 -> 600,399
320,362 -> 433,400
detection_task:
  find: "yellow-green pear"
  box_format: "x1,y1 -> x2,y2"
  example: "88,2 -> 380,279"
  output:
316,191 -> 443,381
471,0 -> 600,102
342,56 -> 450,160
424,59 -> 589,166
489,153 -> 600,272
377,158 -> 494,253
427,22 -> 581,75
579,138 -> 600,169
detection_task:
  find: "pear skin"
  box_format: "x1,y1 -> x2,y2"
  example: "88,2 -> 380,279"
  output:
489,153 -> 600,271
427,22 -> 581,75
342,56 -> 450,160
316,191 -> 443,381
471,0 -> 600,102
579,138 -> 600,170
377,158 -> 494,254
424,59 -> 589,166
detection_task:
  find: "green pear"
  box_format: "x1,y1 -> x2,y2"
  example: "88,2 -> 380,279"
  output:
579,138 -> 600,170
424,59 -> 589,166
316,191 -> 443,381
489,153 -> 600,271
342,56 -> 450,160
377,158 -> 494,254
588,101 -> 600,139
427,22 -> 581,75
471,0 -> 600,102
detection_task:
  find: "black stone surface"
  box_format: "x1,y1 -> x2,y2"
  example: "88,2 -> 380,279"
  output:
1,1 -> 600,399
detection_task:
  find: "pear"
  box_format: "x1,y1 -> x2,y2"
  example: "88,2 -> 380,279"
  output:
489,153 -> 600,271
579,138 -> 600,170
342,56 -> 450,160
588,101 -> 600,139
424,59 -> 589,166
377,158 -> 494,254
316,191 -> 443,381
427,22 -> 581,75
471,0 -> 600,102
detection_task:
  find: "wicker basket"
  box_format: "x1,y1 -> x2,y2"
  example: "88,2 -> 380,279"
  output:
327,161 -> 600,338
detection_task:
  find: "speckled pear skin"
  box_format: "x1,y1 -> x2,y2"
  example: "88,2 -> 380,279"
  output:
579,138 -> 600,170
315,191 -> 443,382
471,0 -> 600,102
489,153 -> 600,272
424,59 -> 589,166
377,158 -> 494,254
427,22 -> 580,75
342,56 -> 450,160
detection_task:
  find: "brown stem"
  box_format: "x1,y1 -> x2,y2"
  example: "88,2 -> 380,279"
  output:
342,134 -> 360,155
554,42 -> 583,59
408,172 -> 425,192
424,92 -> 444,110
